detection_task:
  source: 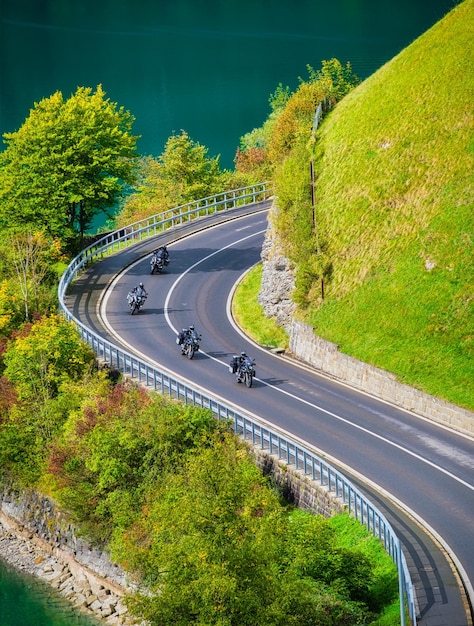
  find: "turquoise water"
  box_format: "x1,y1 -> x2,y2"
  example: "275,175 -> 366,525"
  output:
0,0 -> 456,169
0,559 -> 100,626
0,0 -> 458,622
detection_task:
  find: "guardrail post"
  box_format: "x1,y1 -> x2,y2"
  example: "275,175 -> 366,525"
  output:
398,540 -> 407,626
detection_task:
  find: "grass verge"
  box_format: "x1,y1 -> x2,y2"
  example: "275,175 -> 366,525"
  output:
232,263 -> 289,349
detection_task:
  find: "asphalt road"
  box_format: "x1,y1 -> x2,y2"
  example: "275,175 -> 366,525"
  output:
68,207 -> 474,626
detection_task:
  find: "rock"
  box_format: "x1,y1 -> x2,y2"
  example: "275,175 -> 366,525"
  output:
86,593 -> 98,606
258,211 -> 296,332
89,599 -> 103,613
41,569 -> 65,584
74,592 -> 88,607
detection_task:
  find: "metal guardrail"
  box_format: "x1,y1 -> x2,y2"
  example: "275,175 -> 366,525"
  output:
58,183 -> 417,626
59,182 -> 272,293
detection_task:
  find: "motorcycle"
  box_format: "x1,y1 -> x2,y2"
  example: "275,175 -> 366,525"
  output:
229,355 -> 256,388
127,291 -> 146,315
176,329 -> 201,359
150,247 -> 169,274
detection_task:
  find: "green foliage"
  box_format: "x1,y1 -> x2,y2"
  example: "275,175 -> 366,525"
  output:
116,131 -> 225,226
0,414 -> 40,485
0,85 -> 138,249
3,314 -> 95,403
0,316 -> 96,484
0,319 -> 398,623
270,2 -> 474,408
267,59 -> 356,167
234,82 -> 292,182
123,437 -> 385,626
234,59 -> 359,270
305,59 -> 360,100
269,83 -> 292,114
234,60 -> 356,181
233,143 -> 271,182
0,278 -> 22,335
328,514 -> 399,613
124,434 -> 284,624
272,141 -> 314,256
47,381 -> 223,543
156,130 -> 223,197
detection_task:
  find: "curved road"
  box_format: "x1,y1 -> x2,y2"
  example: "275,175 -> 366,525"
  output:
68,207 -> 474,626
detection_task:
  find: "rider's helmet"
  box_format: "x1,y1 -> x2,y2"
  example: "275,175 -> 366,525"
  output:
241,351 -> 247,357
139,282 -> 144,288
189,325 -> 195,331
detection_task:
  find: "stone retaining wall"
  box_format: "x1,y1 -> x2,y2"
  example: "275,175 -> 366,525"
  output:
289,319 -> 474,436
253,449 -> 345,518
257,216 -> 295,331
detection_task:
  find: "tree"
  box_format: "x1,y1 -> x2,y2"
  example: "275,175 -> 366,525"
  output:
117,131 -> 223,226
306,58 -> 360,101
0,315 -> 96,483
123,434 -> 370,626
1,229 -> 63,322
0,85 -> 139,248
269,83 -> 292,114
0,279 -> 19,335
125,433 -> 286,625
3,314 -> 95,405
234,83 -> 290,181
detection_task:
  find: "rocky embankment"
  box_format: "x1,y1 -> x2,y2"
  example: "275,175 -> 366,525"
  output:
0,492 -> 143,625
258,214 -> 295,332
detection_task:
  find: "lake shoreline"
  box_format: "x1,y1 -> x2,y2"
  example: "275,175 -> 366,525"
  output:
0,511 -> 138,625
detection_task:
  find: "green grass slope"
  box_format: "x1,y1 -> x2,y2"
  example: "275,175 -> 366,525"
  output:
307,0 -> 474,409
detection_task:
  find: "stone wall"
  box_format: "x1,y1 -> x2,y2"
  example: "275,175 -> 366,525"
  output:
258,203 -> 474,437
289,320 -> 474,436
253,449 -> 346,518
257,211 -> 295,332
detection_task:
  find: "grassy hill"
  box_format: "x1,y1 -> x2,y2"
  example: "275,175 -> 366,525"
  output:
299,0 -> 474,409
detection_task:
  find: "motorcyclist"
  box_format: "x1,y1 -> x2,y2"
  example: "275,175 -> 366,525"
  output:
237,351 -> 250,382
128,282 -> 147,308
152,245 -> 169,264
136,282 -> 148,299
178,325 -> 201,355
177,325 -> 198,348
159,245 -> 170,265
